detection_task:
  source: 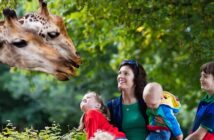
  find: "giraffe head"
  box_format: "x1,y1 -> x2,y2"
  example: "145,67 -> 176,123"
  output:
19,0 -> 81,69
0,8 -> 78,81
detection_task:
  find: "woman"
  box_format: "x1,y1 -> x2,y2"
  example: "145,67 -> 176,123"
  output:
107,60 -> 148,140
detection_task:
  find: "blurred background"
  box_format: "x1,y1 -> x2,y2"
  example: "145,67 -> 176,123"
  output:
0,0 -> 213,136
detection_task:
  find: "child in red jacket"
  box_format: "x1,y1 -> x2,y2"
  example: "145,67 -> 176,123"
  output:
78,91 -> 127,140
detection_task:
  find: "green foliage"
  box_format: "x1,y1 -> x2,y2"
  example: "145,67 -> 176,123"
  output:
62,128 -> 86,140
0,121 -> 86,140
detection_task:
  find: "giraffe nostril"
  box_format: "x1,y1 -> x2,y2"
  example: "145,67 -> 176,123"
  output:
0,41 -> 4,48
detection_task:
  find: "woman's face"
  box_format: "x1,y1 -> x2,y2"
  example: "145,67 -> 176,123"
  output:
117,65 -> 135,91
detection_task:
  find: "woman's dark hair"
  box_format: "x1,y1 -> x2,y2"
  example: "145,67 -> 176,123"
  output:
119,60 -> 147,100
200,62 -> 214,77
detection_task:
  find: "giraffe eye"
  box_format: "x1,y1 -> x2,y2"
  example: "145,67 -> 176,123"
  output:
12,39 -> 28,48
47,31 -> 60,39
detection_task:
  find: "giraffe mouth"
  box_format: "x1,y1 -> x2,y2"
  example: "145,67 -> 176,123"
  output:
55,71 -> 71,81
55,65 -> 75,81
69,60 -> 79,68
56,73 -> 69,81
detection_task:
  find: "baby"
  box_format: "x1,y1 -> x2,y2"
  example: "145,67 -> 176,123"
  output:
143,82 -> 183,140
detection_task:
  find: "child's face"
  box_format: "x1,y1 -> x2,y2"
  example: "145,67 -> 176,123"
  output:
200,71 -> 214,94
144,90 -> 162,109
80,93 -> 101,112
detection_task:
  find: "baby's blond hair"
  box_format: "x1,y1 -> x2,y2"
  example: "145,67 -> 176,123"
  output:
143,82 -> 163,98
90,130 -> 114,140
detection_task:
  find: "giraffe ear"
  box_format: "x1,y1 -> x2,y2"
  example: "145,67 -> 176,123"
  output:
38,0 -> 50,18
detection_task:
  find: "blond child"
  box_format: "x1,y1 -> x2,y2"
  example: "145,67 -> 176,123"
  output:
143,82 -> 183,140
78,91 -> 127,140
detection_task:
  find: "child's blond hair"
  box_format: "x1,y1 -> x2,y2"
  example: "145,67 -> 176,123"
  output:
143,82 -> 163,98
